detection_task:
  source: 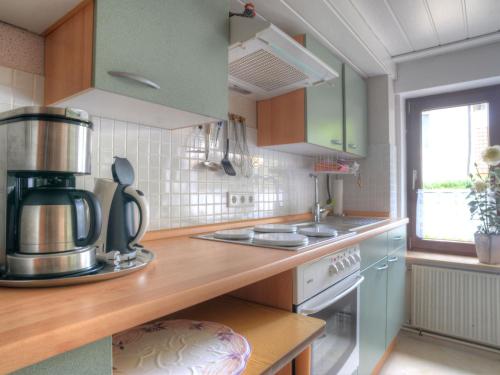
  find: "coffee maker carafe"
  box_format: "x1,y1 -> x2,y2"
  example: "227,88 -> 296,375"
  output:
94,157 -> 149,260
0,107 -> 102,278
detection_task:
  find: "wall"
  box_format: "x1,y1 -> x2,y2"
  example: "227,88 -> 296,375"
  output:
0,21 -> 43,75
395,41 -> 500,96
0,65 -> 314,233
342,75 -> 397,216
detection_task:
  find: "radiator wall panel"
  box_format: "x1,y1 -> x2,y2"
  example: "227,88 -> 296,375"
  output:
411,265 -> 500,347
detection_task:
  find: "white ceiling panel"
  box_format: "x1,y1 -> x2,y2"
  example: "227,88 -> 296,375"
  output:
426,0 -> 467,44
350,0 -> 413,56
465,0 -> 500,37
387,0 -> 439,51
0,0 -> 81,34
231,0 -> 395,76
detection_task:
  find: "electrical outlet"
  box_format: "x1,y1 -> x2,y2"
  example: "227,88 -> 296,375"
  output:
227,192 -> 255,208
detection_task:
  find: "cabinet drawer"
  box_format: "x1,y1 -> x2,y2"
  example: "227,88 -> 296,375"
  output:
388,226 -> 407,254
359,232 -> 388,271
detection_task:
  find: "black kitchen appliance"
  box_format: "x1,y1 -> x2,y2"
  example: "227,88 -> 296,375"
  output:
94,157 -> 149,260
0,107 -> 102,278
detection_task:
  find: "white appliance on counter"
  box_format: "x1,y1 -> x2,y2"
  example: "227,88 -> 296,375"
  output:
294,245 -> 364,375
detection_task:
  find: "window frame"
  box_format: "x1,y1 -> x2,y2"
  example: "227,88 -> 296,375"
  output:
406,85 -> 500,256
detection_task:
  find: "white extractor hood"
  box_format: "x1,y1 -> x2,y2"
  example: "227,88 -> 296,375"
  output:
229,17 -> 339,100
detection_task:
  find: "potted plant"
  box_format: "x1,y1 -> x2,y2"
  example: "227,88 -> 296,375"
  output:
468,145 -> 500,264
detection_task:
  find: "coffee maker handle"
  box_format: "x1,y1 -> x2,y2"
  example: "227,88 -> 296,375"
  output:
72,190 -> 102,247
124,186 -> 149,248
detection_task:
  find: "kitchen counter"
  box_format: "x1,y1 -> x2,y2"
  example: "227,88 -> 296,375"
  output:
0,216 -> 408,374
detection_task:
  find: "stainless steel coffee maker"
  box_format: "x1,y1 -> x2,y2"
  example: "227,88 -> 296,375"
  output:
0,107 -> 102,278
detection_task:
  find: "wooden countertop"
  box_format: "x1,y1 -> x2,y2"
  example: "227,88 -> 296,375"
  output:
169,296 -> 325,375
0,217 -> 408,374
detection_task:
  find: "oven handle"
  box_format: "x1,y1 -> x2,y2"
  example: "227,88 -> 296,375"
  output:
299,276 -> 365,315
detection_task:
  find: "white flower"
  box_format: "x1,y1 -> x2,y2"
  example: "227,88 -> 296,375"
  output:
481,145 -> 500,166
474,181 -> 487,193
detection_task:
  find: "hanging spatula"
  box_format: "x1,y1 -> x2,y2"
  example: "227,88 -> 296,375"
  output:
221,120 -> 236,176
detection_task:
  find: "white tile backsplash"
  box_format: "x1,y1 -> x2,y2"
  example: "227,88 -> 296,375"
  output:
0,66 -> 316,232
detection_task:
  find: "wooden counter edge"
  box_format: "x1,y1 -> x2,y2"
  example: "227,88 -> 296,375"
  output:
0,218 -> 408,374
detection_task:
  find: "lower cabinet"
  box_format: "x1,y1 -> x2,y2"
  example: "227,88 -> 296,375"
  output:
359,226 -> 407,375
359,257 -> 388,375
386,246 -> 407,347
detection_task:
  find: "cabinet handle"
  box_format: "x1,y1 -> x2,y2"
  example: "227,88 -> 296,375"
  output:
376,264 -> 388,271
388,256 -> 398,263
108,71 -> 160,89
392,236 -> 403,241
330,139 -> 342,145
348,143 -> 358,149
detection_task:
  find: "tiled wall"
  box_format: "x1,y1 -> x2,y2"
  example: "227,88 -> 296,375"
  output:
0,65 -> 315,234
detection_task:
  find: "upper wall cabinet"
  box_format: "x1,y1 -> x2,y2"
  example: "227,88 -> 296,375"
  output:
257,34 -> 343,155
44,0 -> 229,128
257,34 -> 368,158
344,64 -> 368,157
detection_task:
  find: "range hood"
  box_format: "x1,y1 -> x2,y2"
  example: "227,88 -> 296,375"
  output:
229,17 -> 339,100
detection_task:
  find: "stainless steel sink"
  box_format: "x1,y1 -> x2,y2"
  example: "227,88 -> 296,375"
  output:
293,217 -> 389,231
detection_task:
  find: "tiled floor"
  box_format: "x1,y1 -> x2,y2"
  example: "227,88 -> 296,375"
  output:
380,330 -> 500,375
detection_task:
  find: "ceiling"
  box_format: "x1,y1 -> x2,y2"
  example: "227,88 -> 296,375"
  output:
0,0 -> 81,34
231,0 -> 500,77
1,0 -> 499,77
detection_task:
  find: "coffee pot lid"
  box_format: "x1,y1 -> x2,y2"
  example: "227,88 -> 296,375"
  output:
0,106 -> 91,126
112,157 -> 135,186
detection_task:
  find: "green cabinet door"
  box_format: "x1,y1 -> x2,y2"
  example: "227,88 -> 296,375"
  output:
94,0 -> 229,120
359,232 -> 388,271
359,257 -> 388,375
305,36 -> 343,151
343,64 -> 367,157
386,246 -> 407,347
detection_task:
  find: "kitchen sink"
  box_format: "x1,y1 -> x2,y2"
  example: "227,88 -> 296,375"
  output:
294,217 -> 389,232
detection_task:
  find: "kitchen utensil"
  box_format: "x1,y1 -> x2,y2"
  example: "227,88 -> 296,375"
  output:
186,125 -> 205,154
94,157 -> 149,260
0,249 -> 154,287
0,106 -> 105,279
231,115 -> 244,174
253,224 -> 298,233
253,233 -> 308,247
1,106 -> 92,174
239,117 -> 253,178
200,123 -> 221,171
214,229 -> 254,240
18,188 -> 102,254
221,121 -> 236,176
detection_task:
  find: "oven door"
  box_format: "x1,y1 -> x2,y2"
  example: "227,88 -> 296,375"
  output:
295,272 -> 364,375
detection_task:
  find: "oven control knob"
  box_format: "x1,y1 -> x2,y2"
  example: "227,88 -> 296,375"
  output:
328,263 -> 339,275
348,255 -> 357,265
336,261 -> 345,271
353,253 -> 361,262
342,258 -> 351,268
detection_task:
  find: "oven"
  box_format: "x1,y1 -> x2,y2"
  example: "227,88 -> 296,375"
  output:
293,246 -> 363,375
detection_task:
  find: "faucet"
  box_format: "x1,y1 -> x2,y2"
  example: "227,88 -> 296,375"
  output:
310,174 -> 326,224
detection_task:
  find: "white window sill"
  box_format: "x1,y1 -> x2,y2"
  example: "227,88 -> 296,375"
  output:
407,250 -> 500,274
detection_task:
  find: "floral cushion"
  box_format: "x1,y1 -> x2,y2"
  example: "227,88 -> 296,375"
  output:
113,319 -> 251,375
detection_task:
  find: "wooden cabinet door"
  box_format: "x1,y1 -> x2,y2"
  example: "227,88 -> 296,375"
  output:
343,64 -> 367,157
305,36 -> 343,151
386,246 -> 406,347
359,257 -> 388,375
93,0 -> 229,120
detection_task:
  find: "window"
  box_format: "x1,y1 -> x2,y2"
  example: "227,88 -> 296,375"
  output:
407,86 -> 500,256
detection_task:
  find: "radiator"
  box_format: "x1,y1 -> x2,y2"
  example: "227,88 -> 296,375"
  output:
411,265 -> 500,347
